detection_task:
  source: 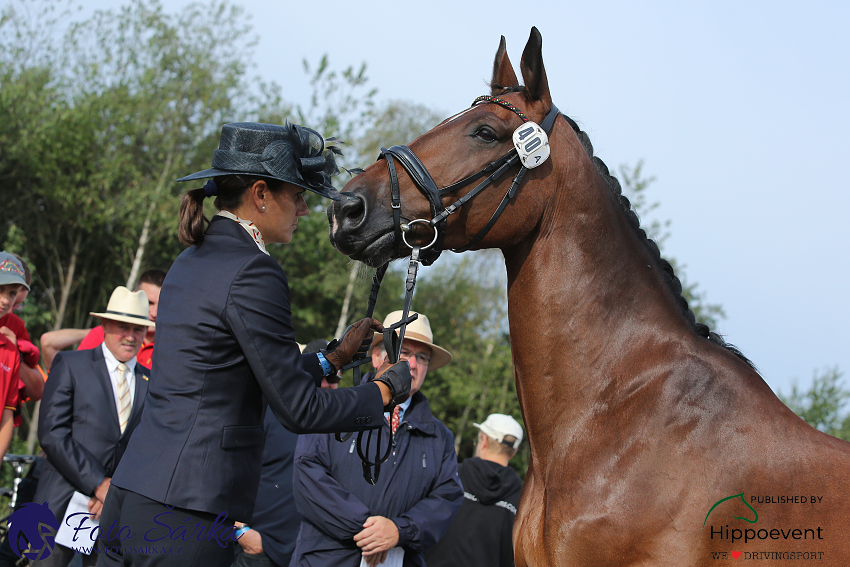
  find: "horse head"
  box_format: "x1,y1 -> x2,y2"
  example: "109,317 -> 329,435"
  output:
328,27 -> 596,267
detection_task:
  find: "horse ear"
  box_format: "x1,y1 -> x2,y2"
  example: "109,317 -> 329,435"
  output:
490,35 -> 519,95
519,27 -> 551,105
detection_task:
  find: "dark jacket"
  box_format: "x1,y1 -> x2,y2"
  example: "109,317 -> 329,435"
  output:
112,216 -> 386,520
290,392 -> 463,567
234,410 -> 303,567
36,348 -> 150,522
424,457 -> 523,567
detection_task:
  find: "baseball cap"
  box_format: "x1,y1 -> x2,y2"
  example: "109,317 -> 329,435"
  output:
474,413 -> 524,449
0,252 -> 29,290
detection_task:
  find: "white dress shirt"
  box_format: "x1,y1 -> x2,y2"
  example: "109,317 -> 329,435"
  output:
101,343 -> 137,415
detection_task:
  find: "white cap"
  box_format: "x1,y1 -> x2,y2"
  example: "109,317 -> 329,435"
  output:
474,413 -> 523,449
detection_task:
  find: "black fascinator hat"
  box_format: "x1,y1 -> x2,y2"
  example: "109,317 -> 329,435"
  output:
176,122 -> 345,200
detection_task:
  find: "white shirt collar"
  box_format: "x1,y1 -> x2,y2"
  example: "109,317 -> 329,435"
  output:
101,343 -> 137,374
216,210 -> 269,255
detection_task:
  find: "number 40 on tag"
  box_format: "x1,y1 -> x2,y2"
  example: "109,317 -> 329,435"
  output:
512,122 -> 550,169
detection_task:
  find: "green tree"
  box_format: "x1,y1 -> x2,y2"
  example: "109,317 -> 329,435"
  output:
0,0 -> 263,449
779,367 -> 850,441
0,0 -> 254,334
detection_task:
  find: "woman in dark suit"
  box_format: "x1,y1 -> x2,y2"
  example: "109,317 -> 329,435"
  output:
97,123 -> 410,567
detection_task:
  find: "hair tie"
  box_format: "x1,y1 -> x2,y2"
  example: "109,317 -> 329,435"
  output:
204,179 -> 218,198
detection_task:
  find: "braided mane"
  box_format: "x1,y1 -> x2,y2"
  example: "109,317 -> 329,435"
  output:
559,112 -> 755,369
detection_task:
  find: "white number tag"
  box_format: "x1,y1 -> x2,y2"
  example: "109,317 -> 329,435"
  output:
512,122 -> 550,169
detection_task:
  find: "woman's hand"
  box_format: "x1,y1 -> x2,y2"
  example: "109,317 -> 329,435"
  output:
236,528 -> 264,555
370,360 -> 412,409
324,318 -> 384,372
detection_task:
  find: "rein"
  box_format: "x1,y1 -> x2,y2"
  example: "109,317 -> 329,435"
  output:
339,96 -> 559,484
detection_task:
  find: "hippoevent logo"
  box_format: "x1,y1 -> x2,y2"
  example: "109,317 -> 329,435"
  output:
704,492 -> 825,561
8,501 -> 243,560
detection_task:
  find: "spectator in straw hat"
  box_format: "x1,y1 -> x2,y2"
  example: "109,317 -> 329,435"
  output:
291,310 -> 463,567
40,268 -> 166,372
33,286 -> 154,567
425,413 -> 524,567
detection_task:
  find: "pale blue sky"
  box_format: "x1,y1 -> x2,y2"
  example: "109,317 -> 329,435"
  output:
72,0 -> 849,398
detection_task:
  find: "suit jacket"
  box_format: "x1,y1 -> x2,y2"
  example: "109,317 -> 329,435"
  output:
35,348 -> 149,521
111,216 -> 385,521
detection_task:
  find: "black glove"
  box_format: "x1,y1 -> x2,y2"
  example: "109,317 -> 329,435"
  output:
323,318 -> 383,374
370,360 -> 412,411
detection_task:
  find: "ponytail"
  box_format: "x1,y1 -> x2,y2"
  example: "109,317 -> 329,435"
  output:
178,187 -> 209,246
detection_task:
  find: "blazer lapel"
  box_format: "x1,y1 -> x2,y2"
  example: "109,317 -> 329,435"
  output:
126,365 -> 149,433
92,347 -> 121,431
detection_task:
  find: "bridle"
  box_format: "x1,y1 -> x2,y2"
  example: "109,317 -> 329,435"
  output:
380,95 -> 560,265
340,95 -> 560,484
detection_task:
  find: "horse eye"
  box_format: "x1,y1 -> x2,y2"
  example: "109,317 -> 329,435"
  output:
473,127 -> 497,143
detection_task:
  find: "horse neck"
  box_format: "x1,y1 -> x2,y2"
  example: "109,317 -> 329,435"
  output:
502,152 -> 693,459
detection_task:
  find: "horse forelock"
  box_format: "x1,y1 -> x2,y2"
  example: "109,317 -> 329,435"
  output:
558,112 -> 755,369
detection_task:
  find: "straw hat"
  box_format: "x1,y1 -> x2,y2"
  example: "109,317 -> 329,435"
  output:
372,310 -> 452,371
90,286 -> 156,328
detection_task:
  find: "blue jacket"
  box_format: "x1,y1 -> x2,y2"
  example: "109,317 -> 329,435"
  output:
112,216 -> 386,521
290,392 -> 463,567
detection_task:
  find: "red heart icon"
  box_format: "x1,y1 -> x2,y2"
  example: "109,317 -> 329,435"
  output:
731,551 -> 741,559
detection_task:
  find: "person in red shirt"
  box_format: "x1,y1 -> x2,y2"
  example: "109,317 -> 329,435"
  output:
40,268 -> 164,370
0,252 -> 27,457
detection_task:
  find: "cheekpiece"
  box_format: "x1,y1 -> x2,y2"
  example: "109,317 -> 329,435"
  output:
176,122 -> 344,200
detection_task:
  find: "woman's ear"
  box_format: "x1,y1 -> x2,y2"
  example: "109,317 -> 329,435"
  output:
248,179 -> 269,212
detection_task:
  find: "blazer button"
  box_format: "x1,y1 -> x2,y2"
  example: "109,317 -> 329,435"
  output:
366,416 -> 372,423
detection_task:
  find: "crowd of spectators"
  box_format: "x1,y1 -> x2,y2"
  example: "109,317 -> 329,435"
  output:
0,252 -> 525,567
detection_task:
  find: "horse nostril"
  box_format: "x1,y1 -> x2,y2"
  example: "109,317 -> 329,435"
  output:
339,192 -> 366,228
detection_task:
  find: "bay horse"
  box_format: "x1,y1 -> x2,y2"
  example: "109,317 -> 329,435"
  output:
328,28 -> 850,566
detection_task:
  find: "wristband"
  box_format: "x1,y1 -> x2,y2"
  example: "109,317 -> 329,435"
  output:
235,526 -> 251,539
316,352 -> 333,376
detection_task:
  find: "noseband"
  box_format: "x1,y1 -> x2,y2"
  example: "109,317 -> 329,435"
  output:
379,95 -> 560,264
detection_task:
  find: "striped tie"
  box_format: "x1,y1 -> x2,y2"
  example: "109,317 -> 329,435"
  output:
116,362 -> 131,434
391,405 -> 401,435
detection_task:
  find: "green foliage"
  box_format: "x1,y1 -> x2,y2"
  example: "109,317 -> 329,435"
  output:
779,367 -> 850,441
0,0 -> 258,334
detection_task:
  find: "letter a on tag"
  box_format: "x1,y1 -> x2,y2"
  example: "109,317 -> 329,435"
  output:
512,122 -> 550,169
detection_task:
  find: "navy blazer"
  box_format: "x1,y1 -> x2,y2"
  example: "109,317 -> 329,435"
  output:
112,216 -> 385,521
36,347 -> 150,521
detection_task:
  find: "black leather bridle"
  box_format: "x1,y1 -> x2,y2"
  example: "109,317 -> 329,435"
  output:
379,95 -> 560,264
341,96 -> 560,484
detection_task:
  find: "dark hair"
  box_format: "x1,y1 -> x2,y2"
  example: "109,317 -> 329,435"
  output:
178,175 -> 286,247
11,253 -> 31,286
138,268 -> 167,288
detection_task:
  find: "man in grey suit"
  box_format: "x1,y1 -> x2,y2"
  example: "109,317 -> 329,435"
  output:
33,286 -> 155,567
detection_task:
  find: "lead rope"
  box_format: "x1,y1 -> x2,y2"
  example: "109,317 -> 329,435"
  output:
336,248 -> 423,485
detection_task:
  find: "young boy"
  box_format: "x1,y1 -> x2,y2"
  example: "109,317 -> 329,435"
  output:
0,252 -> 27,457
